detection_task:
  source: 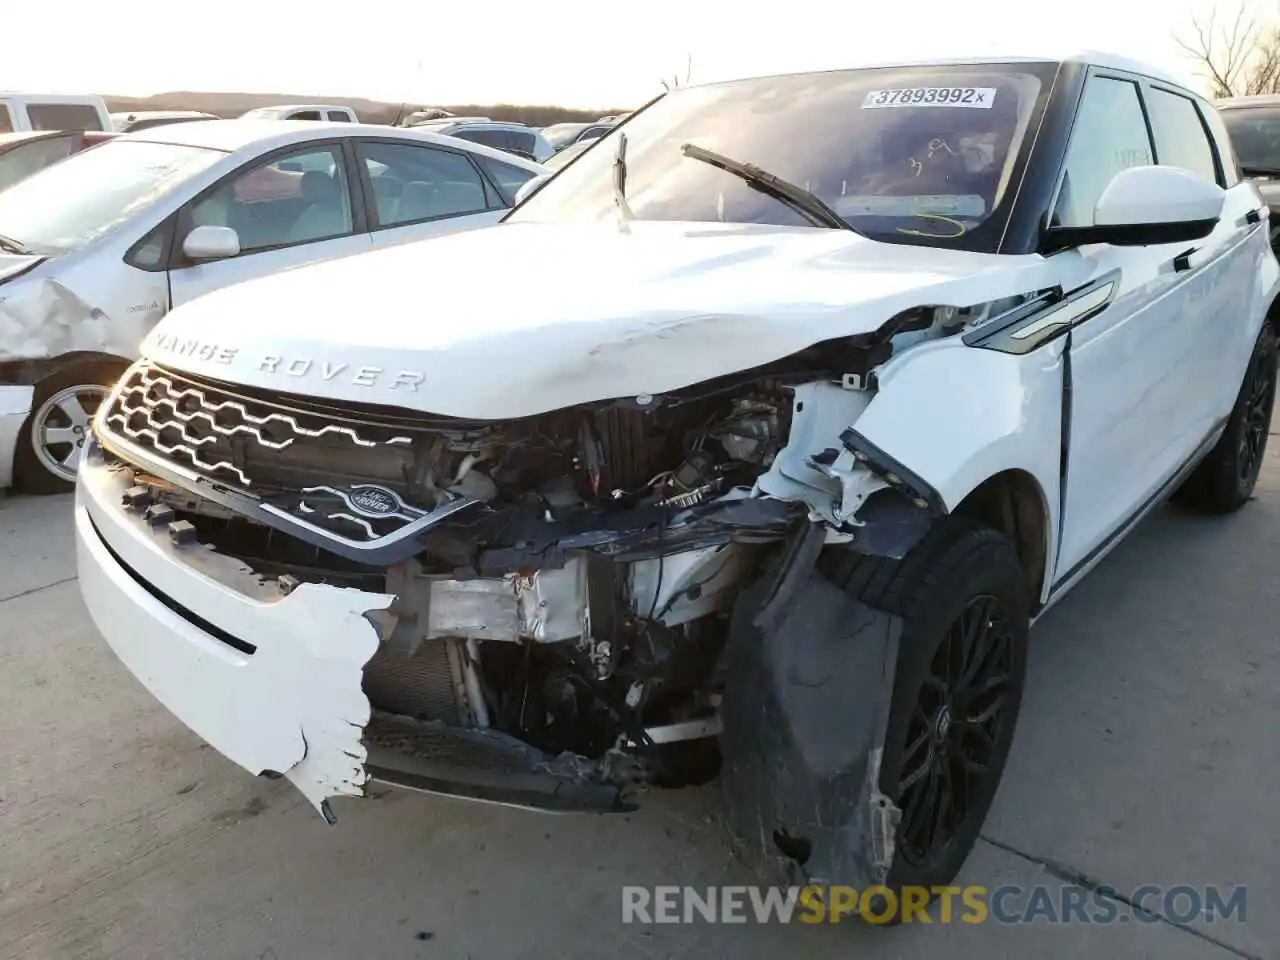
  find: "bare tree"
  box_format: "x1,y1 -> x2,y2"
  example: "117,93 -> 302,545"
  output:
1177,5 -> 1280,97
660,53 -> 694,92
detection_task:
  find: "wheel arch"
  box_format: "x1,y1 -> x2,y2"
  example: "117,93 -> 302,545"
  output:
1265,292 -> 1280,341
0,350 -> 132,389
949,468 -> 1053,610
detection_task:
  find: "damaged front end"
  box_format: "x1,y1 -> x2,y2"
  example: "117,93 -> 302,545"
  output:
80,327 -> 947,886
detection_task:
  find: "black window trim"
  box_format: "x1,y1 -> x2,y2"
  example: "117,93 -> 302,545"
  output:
125,214 -> 179,273
472,153 -> 539,205
166,136 -> 366,269
351,136 -> 503,234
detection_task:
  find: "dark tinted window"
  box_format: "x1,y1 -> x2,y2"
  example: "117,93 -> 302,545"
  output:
1146,89 -> 1219,184
27,103 -> 105,132
291,110 -> 324,121
326,110 -> 354,122
1051,76 -> 1153,228
511,64 -> 1054,252
127,217 -> 175,270
505,131 -> 537,158
454,129 -> 508,150
1221,106 -> 1280,173
475,155 -> 537,204
359,140 -> 490,225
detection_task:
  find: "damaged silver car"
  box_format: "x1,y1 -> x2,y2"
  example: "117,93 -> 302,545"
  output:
0,120 -> 545,493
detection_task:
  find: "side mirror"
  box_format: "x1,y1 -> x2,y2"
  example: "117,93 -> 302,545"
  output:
182,225 -> 241,262
1045,166 -> 1226,251
514,174 -> 551,206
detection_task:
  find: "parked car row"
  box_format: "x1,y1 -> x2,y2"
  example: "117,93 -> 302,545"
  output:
401,117 -> 555,162
59,50 -> 1280,930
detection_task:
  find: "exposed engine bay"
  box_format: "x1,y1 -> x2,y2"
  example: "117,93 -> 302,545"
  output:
94,306 -> 969,805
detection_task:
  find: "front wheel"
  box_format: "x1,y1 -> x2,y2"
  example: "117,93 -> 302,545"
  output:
825,519 -> 1030,902
14,366 -> 120,495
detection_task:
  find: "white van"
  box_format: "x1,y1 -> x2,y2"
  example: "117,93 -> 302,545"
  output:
0,93 -> 112,133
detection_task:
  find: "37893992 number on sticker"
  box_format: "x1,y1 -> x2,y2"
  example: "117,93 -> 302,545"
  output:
862,87 -> 998,109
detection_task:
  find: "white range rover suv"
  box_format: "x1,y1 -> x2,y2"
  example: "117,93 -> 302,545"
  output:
75,51 -> 1279,907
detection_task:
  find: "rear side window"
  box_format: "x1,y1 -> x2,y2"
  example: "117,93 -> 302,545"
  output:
1051,77 -> 1153,228
474,155 -> 538,204
506,131 -> 537,159
290,110 -> 323,121
357,140 -> 492,225
326,110 -> 353,122
26,103 -> 106,132
0,105 -> 12,134
1146,89 -> 1220,185
455,129 -> 507,151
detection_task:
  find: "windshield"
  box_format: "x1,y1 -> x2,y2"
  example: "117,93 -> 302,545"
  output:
1221,107 -> 1280,171
510,63 -> 1055,250
0,139 -> 224,255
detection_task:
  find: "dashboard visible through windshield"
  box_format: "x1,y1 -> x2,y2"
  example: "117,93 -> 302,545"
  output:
509,63 -> 1057,251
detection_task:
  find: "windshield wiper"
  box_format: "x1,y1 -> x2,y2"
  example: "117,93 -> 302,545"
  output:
1241,164 -> 1280,178
680,142 -> 859,233
0,232 -> 33,255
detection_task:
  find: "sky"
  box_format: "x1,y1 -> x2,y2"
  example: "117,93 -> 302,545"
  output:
3,0 -> 1269,109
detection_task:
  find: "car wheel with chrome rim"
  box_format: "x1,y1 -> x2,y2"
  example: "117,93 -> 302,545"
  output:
14,365 -> 122,495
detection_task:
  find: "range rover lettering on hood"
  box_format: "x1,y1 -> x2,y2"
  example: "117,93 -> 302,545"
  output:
150,333 -> 428,391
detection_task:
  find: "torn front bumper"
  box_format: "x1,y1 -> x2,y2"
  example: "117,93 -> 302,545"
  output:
0,384 -> 33,489
75,437 -> 638,817
719,529 -> 903,890
75,438 -> 395,817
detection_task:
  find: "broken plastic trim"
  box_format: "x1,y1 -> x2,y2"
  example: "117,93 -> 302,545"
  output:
840,426 -> 947,516
95,426 -> 485,566
720,554 -> 903,890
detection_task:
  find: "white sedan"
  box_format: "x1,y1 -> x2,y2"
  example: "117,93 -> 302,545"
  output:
0,120 -> 545,492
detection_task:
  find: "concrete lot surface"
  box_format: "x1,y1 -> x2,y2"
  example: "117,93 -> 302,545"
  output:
1,448 -> 1276,960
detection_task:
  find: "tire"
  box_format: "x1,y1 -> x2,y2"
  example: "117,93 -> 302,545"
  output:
822,518 -> 1030,909
1175,321 -> 1277,514
13,363 -> 123,495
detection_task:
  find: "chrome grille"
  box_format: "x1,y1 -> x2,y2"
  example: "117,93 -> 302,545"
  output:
99,362 -> 415,492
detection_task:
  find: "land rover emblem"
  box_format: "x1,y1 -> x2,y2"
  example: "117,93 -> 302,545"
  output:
347,485 -> 402,518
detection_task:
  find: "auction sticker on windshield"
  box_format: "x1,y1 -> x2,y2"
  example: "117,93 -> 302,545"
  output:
863,87 -> 997,108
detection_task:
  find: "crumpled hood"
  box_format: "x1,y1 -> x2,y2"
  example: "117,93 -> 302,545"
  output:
143,221 -> 1065,419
